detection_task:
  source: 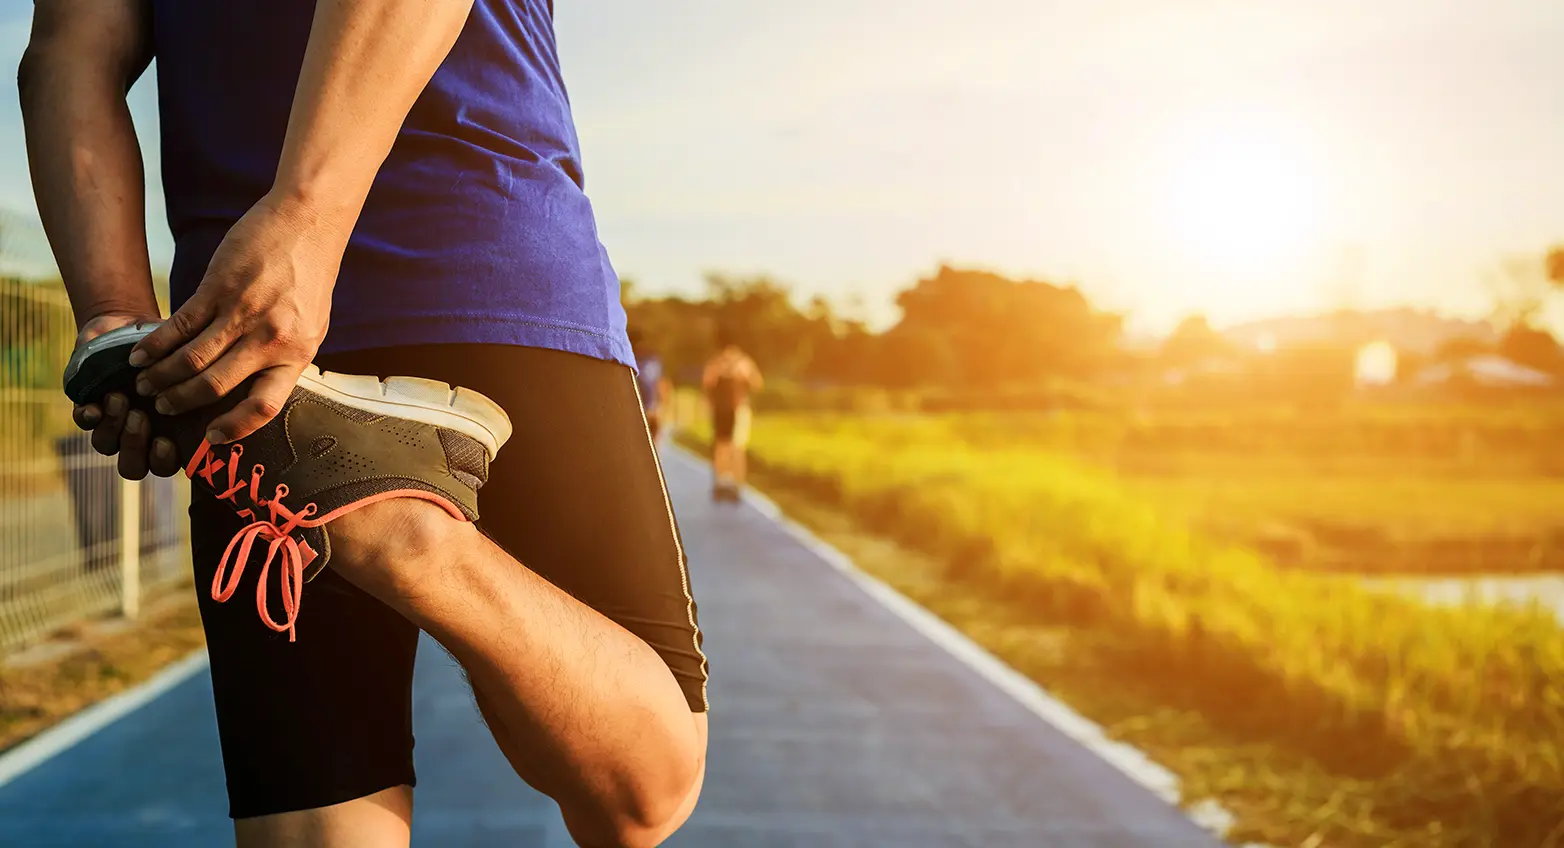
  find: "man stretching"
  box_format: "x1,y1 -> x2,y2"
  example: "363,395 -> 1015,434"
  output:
21,1 -> 706,845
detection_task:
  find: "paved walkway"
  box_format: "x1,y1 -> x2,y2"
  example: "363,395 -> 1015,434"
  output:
0,450 -> 1224,847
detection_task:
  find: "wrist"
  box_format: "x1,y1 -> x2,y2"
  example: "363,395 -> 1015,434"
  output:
75,298 -> 161,331
262,181 -> 361,248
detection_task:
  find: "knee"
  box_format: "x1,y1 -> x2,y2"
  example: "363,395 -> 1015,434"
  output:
568,744 -> 705,848
570,779 -> 703,848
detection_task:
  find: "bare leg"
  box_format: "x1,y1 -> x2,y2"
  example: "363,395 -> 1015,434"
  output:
732,447 -> 747,488
234,786 -> 412,848
471,683 -> 707,846
712,439 -> 732,487
329,500 -> 705,848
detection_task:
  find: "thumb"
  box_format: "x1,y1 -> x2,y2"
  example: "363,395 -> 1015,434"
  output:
203,364 -> 302,444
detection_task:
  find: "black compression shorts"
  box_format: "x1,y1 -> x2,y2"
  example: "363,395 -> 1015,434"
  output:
712,404 -> 736,441
190,344 -> 707,819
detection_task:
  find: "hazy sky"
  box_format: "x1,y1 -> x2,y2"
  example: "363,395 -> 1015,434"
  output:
3,1 -> 1562,333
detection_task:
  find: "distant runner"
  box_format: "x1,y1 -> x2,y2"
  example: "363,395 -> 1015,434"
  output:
629,327 -> 671,443
701,328 -> 763,502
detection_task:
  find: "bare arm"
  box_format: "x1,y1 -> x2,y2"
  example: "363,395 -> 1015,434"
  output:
273,0 -> 475,234
132,0 -> 476,443
20,0 -> 157,328
21,0 -> 178,479
746,356 -> 764,393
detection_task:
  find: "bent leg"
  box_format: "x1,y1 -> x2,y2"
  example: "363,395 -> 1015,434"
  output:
317,344 -> 709,847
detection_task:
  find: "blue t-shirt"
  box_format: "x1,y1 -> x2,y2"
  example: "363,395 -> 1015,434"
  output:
151,0 -> 632,367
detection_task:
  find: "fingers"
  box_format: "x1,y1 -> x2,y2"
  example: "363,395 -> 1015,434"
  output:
128,294 -> 217,371
117,410 -> 151,480
136,320 -> 236,402
150,341 -> 265,416
91,393 -> 130,457
149,437 -> 181,478
73,403 -> 101,431
205,365 -> 301,444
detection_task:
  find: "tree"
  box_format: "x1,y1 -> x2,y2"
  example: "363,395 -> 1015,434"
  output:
1160,315 -> 1231,368
885,265 -> 1122,388
1261,344 -> 1357,409
1488,248 -> 1564,331
1498,324 -> 1564,376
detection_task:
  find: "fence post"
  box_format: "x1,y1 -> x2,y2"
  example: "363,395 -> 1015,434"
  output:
119,476 -> 141,619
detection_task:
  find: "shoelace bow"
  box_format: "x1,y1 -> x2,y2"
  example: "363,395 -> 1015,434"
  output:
186,440 -> 319,641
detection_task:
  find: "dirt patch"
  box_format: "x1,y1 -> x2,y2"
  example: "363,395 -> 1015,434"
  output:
0,587 -> 206,755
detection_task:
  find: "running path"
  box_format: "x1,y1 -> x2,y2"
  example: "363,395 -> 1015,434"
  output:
0,449 -> 1225,847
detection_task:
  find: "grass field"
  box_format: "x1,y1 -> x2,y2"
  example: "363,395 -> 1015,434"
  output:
936,406 -> 1564,576
684,406 -> 1564,847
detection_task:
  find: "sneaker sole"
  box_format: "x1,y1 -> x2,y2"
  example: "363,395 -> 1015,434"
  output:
62,323 -> 159,404
63,322 -> 512,458
298,365 -> 512,458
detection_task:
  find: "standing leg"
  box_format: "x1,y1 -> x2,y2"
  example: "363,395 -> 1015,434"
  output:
190,492 -> 422,847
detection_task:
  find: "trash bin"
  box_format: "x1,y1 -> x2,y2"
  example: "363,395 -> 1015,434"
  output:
139,473 -> 177,555
53,432 -> 119,574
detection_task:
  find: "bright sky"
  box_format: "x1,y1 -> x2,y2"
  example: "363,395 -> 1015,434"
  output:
2,0 -> 1562,334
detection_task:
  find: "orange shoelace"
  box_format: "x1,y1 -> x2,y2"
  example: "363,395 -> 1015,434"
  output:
186,440 -> 320,641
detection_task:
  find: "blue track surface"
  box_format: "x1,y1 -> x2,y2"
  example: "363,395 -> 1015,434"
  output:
0,450 -> 1225,847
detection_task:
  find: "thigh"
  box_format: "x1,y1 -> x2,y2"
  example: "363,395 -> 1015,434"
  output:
191,491 -> 420,820
316,343 -> 709,713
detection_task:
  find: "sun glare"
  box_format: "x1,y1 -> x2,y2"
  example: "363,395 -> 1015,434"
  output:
1164,124 -> 1325,279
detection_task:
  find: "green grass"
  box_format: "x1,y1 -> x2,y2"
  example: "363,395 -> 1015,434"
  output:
908,407 -> 1564,576
688,410 -> 1564,847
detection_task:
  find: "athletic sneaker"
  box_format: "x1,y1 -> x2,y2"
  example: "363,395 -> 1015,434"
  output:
62,323 -> 513,641
181,366 -> 512,640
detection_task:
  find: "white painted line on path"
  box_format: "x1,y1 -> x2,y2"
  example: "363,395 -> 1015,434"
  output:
0,649 -> 209,789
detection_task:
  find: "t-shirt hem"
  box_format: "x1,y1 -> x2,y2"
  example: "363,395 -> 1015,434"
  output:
318,315 -> 635,370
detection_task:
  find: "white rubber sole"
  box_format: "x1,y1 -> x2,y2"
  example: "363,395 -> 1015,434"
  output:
298,364 -> 513,458
62,320 -> 513,457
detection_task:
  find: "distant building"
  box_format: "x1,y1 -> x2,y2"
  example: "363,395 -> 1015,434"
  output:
1223,308 -> 1499,356
1414,354 -> 1555,388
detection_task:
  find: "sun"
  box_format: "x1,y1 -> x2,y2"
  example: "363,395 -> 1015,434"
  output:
1163,124 -> 1325,279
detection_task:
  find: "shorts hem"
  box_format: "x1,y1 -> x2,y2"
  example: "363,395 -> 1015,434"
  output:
229,773 -> 417,821
318,315 -> 635,371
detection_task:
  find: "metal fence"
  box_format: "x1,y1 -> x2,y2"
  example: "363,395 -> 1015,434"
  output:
0,214 -> 189,653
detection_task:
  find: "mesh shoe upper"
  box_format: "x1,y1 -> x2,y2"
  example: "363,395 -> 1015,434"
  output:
181,383 -> 498,641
